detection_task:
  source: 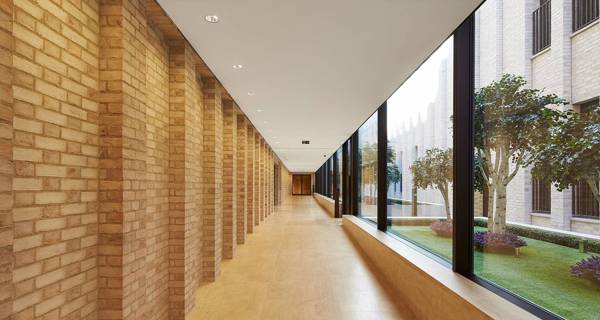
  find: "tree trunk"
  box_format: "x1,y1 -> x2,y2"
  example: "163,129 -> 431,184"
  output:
441,187 -> 451,221
411,183 -> 418,217
585,178 -> 600,212
482,184 -> 489,217
491,181 -> 508,233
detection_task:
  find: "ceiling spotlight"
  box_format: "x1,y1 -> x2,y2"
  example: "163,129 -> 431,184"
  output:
247,92 -> 255,96
205,15 -> 219,23
232,64 -> 243,69
257,109 -> 263,113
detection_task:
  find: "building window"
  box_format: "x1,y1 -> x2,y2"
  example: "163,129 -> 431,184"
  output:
573,180 -> 600,219
533,0 -> 551,54
531,177 -> 551,213
573,0 -> 600,32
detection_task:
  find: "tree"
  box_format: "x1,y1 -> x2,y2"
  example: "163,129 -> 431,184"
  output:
474,74 -> 565,232
529,103 -> 600,210
387,145 -> 401,192
410,148 -> 453,220
359,141 -> 402,204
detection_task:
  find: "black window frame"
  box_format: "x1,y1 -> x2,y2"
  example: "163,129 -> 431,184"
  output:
312,9 -> 568,320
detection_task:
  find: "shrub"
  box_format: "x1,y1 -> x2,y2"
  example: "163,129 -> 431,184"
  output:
474,231 -> 527,254
570,256 -> 600,287
430,220 -> 453,237
474,218 -> 600,254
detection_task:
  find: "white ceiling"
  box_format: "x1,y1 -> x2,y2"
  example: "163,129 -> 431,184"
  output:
157,0 -> 481,173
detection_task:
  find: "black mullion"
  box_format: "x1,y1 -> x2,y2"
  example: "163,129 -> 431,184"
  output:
452,13 -> 474,274
351,131 -> 359,215
333,151 -> 340,218
342,140 -> 349,215
377,104 -> 388,231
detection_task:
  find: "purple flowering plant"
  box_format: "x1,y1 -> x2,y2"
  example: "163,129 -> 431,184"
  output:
570,256 -> 600,287
430,220 -> 453,238
474,231 -> 527,253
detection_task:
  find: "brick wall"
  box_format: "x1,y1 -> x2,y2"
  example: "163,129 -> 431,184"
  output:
221,100 -> 236,259
2,0 -> 282,318
254,133 -> 261,226
201,77 -> 223,282
11,0 -> 100,318
235,114 -> 247,243
246,125 -> 254,234
0,0 -> 13,318
145,20 -> 170,320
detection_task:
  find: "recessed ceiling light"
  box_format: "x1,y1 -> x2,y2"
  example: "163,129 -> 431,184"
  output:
205,15 -> 219,23
257,109 -> 263,113
263,121 -> 268,124
247,92 -> 255,96
232,64 -> 243,69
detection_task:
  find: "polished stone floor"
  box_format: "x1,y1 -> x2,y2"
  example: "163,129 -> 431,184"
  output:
188,196 -> 410,320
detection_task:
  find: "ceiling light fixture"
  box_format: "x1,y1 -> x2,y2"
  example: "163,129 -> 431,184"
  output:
247,92 -> 255,96
232,64 -> 243,69
257,109 -> 263,113
204,15 -> 219,23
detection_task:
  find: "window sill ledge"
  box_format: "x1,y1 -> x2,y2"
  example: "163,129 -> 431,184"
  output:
343,215 -> 537,320
571,19 -> 600,38
530,212 -> 551,218
531,46 -> 550,60
571,216 -> 600,224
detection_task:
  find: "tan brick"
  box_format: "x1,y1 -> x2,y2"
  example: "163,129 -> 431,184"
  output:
35,218 -> 66,232
34,192 -> 67,204
34,136 -> 66,152
35,268 -> 65,288
13,263 -> 42,283
36,242 -> 67,260
13,147 -> 43,162
13,178 -> 43,191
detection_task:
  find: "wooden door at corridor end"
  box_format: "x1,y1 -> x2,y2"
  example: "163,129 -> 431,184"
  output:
292,175 -> 312,195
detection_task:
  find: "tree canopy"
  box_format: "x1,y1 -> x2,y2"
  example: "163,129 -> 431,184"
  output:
410,148 -> 453,220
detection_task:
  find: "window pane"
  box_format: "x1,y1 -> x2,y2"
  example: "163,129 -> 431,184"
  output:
386,37 -> 454,262
474,2 -> 599,318
358,112 -> 378,222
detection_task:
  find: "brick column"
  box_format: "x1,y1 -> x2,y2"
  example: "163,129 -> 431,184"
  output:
168,40 -> 202,319
222,100 -> 237,259
201,77 -> 223,281
0,1 -> 13,317
236,115 -> 247,243
261,139 -> 266,221
254,133 -> 261,226
99,0 -> 149,319
99,0 -> 150,318
269,149 -> 274,215
246,125 -> 255,233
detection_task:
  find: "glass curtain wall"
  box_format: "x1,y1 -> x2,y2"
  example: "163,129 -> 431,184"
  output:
358,113 -> 378,222
472,1 -> 600,319
313,2 -> 599,318
386,37 -> 454,262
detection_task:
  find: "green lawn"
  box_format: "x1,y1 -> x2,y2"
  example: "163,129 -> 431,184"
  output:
390,226 -> 600,320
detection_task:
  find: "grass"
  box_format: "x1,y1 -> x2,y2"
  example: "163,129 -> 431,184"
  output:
390,226 -> 600,320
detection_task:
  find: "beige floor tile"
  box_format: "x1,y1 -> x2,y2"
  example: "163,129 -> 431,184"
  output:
188,196 -> 411,319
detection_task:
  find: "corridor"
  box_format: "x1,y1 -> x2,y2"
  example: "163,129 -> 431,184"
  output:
188,196 -> 410,320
